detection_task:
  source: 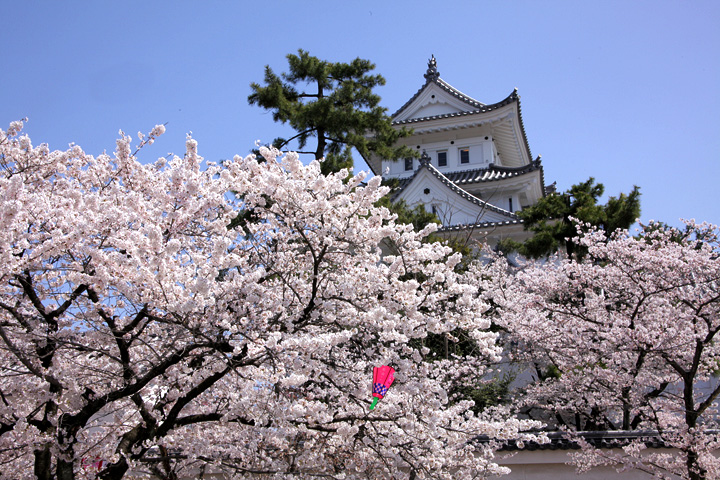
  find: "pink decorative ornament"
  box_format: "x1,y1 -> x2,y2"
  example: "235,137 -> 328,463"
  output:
370,366 -> 395,410
81,457 -> 106,470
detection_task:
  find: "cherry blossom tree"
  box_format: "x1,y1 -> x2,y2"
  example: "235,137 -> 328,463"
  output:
491,222 -> 720,480
0,121 -> 541,480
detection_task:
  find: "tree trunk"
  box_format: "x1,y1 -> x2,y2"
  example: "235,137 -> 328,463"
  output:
57,457 -> 75,480
684,371 -> 705,480
34,446 -> 52,480
315,84 -> 325,160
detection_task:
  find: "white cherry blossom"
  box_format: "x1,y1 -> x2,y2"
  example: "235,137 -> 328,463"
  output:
493,222 -> 720,480
0,123 -> 540,480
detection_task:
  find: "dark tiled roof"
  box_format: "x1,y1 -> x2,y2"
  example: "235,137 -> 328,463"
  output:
442,159 -> 543,185
390,77 -> 534,171
514,89 -> 534,165
386,58 -> 544,199
477,431 -> 676,451
392,89 -> 516,126
391,157 -> 519,221
391,74 -> 485,120
438,219 -> 524,233
394,158 -> 546,201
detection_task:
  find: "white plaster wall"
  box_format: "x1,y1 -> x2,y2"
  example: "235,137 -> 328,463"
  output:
395,168 -> 512,226
381,138 -> 494,179
411,102 -> 463,118
493,449 -> 679,480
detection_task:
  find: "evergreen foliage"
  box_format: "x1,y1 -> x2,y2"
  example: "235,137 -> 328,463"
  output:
248,49 -> 416,173
500,177 -> 641,259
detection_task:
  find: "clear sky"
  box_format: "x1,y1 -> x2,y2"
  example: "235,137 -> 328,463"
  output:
2,1 -> 718,229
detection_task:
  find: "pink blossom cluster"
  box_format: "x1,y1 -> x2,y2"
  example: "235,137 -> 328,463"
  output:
0,123 -> 541,479
491,222 -> 720,480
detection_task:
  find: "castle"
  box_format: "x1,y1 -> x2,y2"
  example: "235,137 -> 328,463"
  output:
367,56 -> 553,246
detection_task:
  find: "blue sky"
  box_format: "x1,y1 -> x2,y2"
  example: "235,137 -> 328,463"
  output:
2,1 -> 718,228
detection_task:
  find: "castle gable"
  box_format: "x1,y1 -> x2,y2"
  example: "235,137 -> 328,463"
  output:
391,55 -> 485,123
392,82 -> 479,123
363,56 -> 551,245
393,158 -> 518,227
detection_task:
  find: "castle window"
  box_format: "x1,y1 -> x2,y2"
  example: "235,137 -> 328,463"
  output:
404,158 -> 413,171
437,151 -> 447,167
460,148 -> 470,164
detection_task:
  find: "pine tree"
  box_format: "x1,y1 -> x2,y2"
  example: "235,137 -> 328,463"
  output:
248,49 -> 416,174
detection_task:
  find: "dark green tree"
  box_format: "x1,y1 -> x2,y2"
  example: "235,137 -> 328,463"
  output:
500,177 -> 641,259
248,49 -> 416,175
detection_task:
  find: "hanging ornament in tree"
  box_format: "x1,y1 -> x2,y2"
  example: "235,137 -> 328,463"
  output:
370,365 -> 395,410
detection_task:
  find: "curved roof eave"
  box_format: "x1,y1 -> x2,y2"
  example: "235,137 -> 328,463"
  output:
437,219 -> 524,233
391,87 -> 534,163
443,158 -> 542,184
391,157 -> 520,220
391,77 -> 486,120
392,88 -> 517,125
394,157 -> 547,198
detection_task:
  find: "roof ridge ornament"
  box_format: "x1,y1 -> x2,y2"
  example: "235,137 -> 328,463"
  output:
424,55 -> 440,82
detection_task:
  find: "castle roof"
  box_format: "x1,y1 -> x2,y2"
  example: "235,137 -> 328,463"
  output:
370,58 -> 551,242
391,154 -> 520,221
436,159 -> 542,186
393,156 -> 546,202
477,430 -> 676,452
392,86 -> 511,126
437,219 -> 524,234
391,55 -> 486,119
388,57 -> 533,167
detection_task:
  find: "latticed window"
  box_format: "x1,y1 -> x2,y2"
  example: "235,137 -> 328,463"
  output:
437,151 -> 447,167
460,148 -> 470,164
